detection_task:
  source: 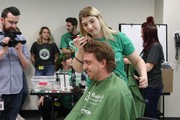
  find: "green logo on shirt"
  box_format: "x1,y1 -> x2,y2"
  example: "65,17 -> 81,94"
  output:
85,92 -> 104,105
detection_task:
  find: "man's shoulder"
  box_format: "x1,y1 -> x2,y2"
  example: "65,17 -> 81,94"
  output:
109,73 -> 131,93
62,32 -> 71,37
0,30 -> 4,36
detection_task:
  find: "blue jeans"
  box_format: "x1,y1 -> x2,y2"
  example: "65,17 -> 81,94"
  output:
143,87 -> 162,118
1,89 -> 23,120
35,64 -> 55,76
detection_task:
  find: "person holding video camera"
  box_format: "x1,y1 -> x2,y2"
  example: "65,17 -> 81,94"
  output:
0,6 -> 29,120
60,17 -> 80,57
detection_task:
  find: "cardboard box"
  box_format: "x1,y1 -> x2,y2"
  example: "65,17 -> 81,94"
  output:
162,69 -> 173,93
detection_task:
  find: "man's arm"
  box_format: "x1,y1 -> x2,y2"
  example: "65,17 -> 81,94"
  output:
30,53 -> 35,66
15,43 -> 29,69
0,37 -> 9,60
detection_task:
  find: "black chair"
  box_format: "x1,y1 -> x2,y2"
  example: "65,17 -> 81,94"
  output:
136,117 -> 159,120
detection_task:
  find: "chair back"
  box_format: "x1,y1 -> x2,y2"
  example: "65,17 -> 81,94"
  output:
136,117 -> 158,120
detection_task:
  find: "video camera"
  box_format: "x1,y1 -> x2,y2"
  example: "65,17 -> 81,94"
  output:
0,29 -> 26,47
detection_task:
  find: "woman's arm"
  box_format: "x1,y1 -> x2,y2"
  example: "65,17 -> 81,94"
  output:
72,37 -> 87,72
146,63 -> 154,72
126,51 -> 148,88
124,56 -> 154,72
54,53 -> 59,64
72,49 -> 84,72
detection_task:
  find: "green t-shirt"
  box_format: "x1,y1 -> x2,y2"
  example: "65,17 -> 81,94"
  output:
65,73 -> 138,120
60,32 -> 72,49
86,32 -> 135,87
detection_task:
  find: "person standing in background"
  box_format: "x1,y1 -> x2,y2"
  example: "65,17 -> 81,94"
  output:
30,26 -> 60,76
60,17 -> 80,56
30,26 -> 60,120
60,17 -> 87,88
140,16 -> 164,118
0,6 -> 29,120
72,6 -> 148,88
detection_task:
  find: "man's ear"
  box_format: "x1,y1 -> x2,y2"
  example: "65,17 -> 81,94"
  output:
101,59 -> 107,67
61,61 -> 65,66
0,17 -> 4,23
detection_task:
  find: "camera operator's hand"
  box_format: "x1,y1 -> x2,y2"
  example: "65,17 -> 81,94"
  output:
0,37 -> 9,60
15,43 -> 23,56
15,42 -> 29,69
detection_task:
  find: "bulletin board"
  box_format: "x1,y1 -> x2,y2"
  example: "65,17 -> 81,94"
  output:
119,24 -> 168,61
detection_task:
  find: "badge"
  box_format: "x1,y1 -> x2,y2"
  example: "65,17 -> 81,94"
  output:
38,66 -> 44,70
0,100 -> 4,110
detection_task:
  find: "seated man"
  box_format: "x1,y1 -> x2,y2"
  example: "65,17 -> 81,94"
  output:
65,40 -> 138,120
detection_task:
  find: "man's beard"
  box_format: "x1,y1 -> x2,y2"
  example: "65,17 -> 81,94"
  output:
2,24 -> 19,39
67,27 -> 74,34
3,24 -> 14,36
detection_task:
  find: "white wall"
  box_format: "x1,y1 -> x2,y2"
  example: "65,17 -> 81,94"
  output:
154,0 -> 164,24
1,0 -> 179,118
162,0 -> 180,117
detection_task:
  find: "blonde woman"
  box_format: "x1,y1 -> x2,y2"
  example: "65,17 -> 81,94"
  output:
30,26 -> 60,76
72,6 -> 148,88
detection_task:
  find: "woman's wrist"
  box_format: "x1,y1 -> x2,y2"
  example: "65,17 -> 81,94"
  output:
74,56 -> 84,64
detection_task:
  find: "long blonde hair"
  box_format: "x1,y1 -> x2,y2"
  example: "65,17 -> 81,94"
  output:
37,26 -> 53,44
79,6 -> 117,40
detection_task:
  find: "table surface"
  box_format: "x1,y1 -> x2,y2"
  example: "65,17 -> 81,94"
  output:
30,88 -> 84,96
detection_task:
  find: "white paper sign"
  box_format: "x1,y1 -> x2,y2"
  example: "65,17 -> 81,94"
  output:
0,100 -> 4,110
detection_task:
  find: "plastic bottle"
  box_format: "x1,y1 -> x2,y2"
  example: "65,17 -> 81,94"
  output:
75,72 -> 81,87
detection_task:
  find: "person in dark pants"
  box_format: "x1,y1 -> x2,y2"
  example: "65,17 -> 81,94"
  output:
30,26 -> 60,120
21,72 -> 28,110
16,72 -> 28,120
140,16 -> 164,118
0,6 -> 29,120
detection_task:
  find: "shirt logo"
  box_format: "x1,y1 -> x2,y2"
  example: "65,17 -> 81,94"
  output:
85,92 -> 104,105
115,57 -> 121,62
81,108 -> 91,115
39,48 -> 50,60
